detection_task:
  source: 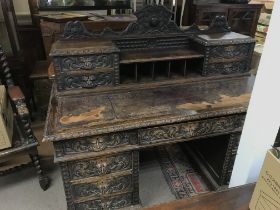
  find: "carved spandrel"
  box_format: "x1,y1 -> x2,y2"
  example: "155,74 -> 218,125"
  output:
139,115 -> 245,144
58,132 -> 137,156
69,153 -> 132,179
72,175 -> 132,199
61,55 -> 113,71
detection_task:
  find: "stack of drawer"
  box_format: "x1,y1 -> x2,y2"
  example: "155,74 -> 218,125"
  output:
53,132 -> 139,210
50,39 -> 120,92
191,31 -> 255,75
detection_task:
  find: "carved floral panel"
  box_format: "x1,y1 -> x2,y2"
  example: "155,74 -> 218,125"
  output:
68,153 -> 132,179
57,72 -> 113,90
139,115 -> 245,144
61,55 -> 113,71
208,44 -> 251,63
71,175 -> 132,199
206,61 -> 248,75
56,132 -> 137,157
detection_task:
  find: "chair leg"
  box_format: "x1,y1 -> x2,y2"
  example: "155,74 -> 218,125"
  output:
30,153 -> 50,191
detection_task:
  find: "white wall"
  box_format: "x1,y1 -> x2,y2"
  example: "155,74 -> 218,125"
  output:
230,0 -> 280,187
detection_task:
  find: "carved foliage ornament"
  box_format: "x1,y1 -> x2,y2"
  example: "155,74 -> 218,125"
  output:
72,175 -> 132,198
122,5 -> 183,35
63,21 -> 93,39
69,153 -> 132,179
207,15 -> 231,33
61,55 -> 113,71
206,61 -> 248,75
58,132 -> 137,156
61,5 -> 183,40
60,72 -> 113,90
139,115 -> 244,144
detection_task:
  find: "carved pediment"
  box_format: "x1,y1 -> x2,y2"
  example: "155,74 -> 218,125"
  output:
121,5 -> 183,35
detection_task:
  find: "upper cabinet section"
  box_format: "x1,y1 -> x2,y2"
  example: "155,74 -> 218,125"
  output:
49,5 -> 255,93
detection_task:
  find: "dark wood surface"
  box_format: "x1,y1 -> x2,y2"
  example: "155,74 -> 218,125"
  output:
44,76 -> 254,141
144,184 -> 255,210
43,5 -> 256,209
120,48 -> 204,64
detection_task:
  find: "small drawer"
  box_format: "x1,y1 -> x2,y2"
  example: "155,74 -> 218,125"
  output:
66,152 -> 134,180
56,72 -> 114,91
139,115 -> 245,145
71,174 -> 133,201
74,193 -> 133,210
208,44 -> 251,63
53,54 -> 114,72
54,131 -> 138,158
206,60 -> 248,75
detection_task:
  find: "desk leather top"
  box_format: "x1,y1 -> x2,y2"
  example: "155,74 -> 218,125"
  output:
44,76 -> 255,141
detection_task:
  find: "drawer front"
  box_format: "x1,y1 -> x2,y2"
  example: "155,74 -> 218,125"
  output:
74,193 -> 133,210
56,72 -> 113,91
206,60 -> 249,75
71,174 -> 133,200
54,131 -> 138,158
54,54 -> 114,72
208,44 -> 252,63
67,152 -> 133,180
139,115 -> 245,145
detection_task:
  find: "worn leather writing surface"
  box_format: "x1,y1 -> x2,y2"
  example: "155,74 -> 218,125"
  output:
44,76 -> 254,141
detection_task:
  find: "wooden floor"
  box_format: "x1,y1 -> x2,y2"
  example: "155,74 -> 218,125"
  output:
144,184 -> 255,210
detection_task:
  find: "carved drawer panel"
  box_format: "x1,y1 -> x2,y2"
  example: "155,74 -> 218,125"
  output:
71,174 -> 133,200
74,193 -> 133,210
53,55 -> 114,72
67,152 -> 133,180
205,60 -> 248,75
208,44 -> 251,63
54,131 -> 138,158
139,115 -> 245,145
56,72 -> 114,91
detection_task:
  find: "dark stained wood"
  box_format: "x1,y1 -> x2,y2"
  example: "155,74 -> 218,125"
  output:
43,5 -> 256,209
120,48 -> 204,64
44,76 -> 254,141
40,17 -> 135,61
144,184 -> 255,210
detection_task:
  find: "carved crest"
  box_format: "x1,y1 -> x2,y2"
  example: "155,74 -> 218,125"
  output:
122,5 -> 183,35
207,15 -> 231,33
63,21 -> 93,39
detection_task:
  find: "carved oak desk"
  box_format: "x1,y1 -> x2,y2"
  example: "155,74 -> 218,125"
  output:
43,4 -> 256,210
44,75 -> 254,209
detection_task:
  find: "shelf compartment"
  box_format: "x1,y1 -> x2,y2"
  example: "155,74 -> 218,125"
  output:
188,58 -> 204,75
137,62 -> 154,82
120,48 -> 204,64
170,60 -> 187,78
120,63 -> 137,84
154,61 -> 170,80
